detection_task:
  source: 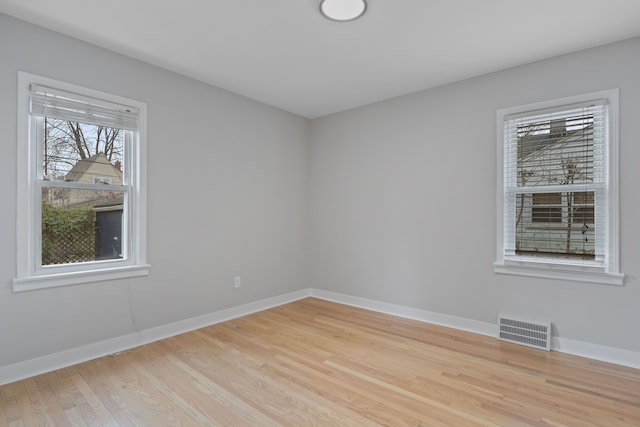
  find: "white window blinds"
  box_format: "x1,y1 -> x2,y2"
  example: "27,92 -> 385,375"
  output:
503,99 -> 607,263
30,84 -> 138,131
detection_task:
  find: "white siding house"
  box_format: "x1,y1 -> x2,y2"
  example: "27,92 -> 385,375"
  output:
515,123 -> 595,258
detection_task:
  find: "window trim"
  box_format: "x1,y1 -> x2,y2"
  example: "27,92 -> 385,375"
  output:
14,72 -> 149,292
495,90 -> 623,285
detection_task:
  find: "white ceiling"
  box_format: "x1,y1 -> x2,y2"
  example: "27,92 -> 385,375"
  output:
2,0 -> 640,118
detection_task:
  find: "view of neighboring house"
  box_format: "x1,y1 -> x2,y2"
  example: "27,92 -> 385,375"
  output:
515,121 -> 595,258
43,152 -> 124,261
65,152 -> 122,184
43,152 -> 123,207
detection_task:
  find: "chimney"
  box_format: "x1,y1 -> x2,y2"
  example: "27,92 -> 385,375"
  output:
114,160 -> 122,171
550,119 -> 566,136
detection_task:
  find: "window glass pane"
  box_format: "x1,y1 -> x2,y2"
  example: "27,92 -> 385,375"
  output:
515,191 -> 594,260
41,118 -> 125,182
41,188 -> 124,266
573,191 -> 594,205
517,115 -> 594,188
574,207 -> 595,224
570,191 -> 595,224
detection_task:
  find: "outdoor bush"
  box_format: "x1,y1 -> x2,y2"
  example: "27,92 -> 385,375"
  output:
41,201 -> 96,265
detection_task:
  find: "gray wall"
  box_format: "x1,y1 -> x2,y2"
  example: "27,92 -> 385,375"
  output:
0,14 -> 311,368
310,37 -> 640,353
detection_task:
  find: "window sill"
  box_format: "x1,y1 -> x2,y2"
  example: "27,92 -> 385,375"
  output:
13,264 -> 151,293
494,260 -> 624,286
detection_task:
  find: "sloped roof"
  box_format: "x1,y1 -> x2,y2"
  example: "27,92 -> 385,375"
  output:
94,195 -> 124,209
65,152 -> 123,183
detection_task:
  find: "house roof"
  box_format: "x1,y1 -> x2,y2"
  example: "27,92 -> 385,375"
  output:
65,153 -> 123,184
93,195 -> 124,210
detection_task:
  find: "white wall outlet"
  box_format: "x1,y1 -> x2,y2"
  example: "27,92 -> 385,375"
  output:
234,276 -> 241,288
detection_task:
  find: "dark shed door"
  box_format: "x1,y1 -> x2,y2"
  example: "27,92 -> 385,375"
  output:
95,210 -> 122,260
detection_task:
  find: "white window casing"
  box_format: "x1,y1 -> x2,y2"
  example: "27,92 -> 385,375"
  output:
14,72 -> 149,292
495,90 -> 623,285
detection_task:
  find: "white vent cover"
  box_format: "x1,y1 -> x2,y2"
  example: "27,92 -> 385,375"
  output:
498,315 -> 551,351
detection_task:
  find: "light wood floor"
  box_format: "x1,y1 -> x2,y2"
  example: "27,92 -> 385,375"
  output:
1,298 -> 639,426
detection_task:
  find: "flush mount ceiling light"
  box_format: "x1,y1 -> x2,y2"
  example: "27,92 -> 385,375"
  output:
320,0 -> 367,22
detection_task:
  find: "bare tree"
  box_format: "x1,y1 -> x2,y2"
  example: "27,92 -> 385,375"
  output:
515,122 -> 544,248
43,119 -> 123,179
559,159 -> 583,254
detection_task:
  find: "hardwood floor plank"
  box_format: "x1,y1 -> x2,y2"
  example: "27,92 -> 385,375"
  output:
66,367 -> 120,427
29,374 -> 72,426
9,379 -> 54,426
171,335 -> 380,426
1,298 -> 639,426
70,360 -> 134,426
156,351 -> 279,426
0,382 -> 20,426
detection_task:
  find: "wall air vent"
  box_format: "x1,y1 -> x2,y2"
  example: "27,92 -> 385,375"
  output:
498,315 -> 551,351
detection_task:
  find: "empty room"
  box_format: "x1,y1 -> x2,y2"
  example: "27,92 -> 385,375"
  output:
1,0 -> 639,425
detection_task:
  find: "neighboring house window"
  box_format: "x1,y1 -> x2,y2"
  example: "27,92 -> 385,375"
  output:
531,193 -> 562,223
495,90 -> 623,285
93,176 -> 114,185
14,72 -> 149,292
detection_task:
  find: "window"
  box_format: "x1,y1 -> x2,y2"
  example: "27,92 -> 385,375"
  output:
93,177 -> 113,185
14,72 -> 149,292
531,193 -> 562,223
495,90 -> 623,285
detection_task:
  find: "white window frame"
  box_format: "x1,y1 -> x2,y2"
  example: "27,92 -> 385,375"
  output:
14,72 -> 149,292
495,90 -> 623,285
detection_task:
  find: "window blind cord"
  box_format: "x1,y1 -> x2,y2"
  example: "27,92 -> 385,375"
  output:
110,278 -> 144,356
128,278 -> 140,337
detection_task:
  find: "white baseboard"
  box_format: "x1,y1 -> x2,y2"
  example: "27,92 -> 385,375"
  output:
0,289 -> 311,386
309,288 -> 640,370
553,337 -> 640,369
136,289 -> 311,345
2,287 -> 638,386
309,289 -> 497,337
0,332 -> 142,387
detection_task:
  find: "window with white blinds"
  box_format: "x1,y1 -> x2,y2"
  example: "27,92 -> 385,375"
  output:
495,90 -> 623,285
504,101 -> 604,261
14,72 -> 149,292
30,84 -> 138,131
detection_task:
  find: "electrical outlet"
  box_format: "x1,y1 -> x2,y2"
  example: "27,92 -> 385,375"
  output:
234,276 -> 241,288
